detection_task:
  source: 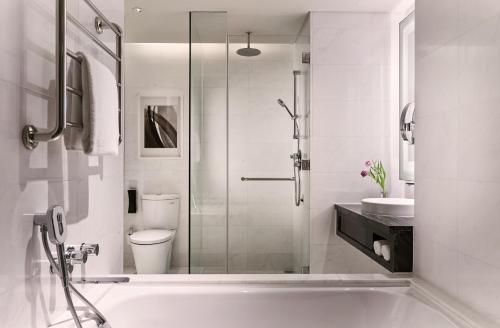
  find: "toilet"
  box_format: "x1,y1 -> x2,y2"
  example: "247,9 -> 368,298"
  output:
129,194 -> 179,274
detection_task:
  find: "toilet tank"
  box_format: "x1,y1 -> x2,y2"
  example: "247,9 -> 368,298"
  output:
141,194 -> 180,230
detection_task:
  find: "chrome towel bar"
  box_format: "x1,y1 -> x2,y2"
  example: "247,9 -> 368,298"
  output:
241,177 -> 295,181
22,0 -> 123,150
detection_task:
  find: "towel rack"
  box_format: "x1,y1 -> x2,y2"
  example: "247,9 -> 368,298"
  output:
22,0 -> 123,150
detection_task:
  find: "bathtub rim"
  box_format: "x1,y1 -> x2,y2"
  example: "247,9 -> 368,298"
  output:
50,274 -> 496,328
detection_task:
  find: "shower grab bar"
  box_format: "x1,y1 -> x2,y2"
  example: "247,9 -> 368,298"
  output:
22,0 -> 123,150
241,177 -> 294,181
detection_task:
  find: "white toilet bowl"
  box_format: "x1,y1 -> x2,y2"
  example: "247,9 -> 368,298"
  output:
129,229 -> 176,274
130,193 -> 180,274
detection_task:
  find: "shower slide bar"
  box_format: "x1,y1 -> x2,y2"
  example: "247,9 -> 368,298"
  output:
241,177 -> 295,181
22,0 -> 123,150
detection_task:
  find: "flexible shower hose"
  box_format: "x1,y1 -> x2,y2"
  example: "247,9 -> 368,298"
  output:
40,226 -> 110,328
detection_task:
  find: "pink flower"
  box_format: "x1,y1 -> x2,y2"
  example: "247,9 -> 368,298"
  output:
365,160 -> 373,167
361,170 -> 368,177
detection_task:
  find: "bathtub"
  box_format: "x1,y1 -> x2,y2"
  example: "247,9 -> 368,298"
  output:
51,276 -> 484,328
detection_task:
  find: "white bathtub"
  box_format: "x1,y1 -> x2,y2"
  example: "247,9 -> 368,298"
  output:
51,276 -> 483,328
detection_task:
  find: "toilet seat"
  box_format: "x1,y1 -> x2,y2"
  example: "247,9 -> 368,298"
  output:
129,229 -> 175,245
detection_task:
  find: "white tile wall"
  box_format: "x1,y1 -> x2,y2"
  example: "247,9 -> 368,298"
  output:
415,0 -> 500,323
0,0 -> 124,326
123,42 -> 190,269
310,12 -> 392,274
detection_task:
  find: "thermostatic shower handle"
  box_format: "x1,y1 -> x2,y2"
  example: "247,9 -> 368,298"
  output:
400,102 -> 415,145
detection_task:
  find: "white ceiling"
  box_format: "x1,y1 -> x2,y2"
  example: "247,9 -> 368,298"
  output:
125,0 -> 404,43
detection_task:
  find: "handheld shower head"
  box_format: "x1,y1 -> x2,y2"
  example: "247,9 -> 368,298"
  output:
277,99 -> 294,119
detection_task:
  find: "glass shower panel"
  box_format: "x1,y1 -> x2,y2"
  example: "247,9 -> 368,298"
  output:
226,26 -> 310,273
189,12 -> 228,274
292,16 -> 311,273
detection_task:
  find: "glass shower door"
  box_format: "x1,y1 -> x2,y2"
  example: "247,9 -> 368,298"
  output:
189,12 -> 310,274
189,12 -> 228,274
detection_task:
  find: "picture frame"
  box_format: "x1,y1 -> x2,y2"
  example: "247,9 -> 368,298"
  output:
138,91 -> 183,159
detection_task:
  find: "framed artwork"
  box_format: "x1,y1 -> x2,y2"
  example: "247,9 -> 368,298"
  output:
138,92 -> 183,158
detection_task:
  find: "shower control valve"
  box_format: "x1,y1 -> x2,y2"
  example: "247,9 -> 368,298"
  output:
290,152 -> 302,167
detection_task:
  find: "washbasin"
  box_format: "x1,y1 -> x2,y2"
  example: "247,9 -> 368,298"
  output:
361,198 -> 414,217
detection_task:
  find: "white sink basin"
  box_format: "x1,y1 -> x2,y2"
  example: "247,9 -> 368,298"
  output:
361,198 -> 414,217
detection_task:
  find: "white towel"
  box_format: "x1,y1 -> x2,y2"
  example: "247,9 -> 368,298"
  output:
78,52 -> 119,155
373,240 -> 383,256
381,243 -> 391,261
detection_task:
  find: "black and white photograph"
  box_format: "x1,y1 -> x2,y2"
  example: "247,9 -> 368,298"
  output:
139,95 -> 182,158
144,105 -> 178,149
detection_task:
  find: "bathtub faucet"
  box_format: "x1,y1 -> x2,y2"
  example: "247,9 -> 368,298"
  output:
35,206 -> 111,328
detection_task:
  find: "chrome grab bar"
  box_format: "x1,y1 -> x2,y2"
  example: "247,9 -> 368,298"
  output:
241,177 -> 294,181
22,0 -> 123,150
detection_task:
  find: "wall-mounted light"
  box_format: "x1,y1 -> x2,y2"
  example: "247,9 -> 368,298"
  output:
132,7 -> 143,13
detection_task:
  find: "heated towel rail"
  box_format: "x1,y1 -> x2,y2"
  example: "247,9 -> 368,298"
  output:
22,0 -> 123,150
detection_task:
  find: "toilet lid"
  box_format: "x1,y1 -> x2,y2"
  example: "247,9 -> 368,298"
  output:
129,230 -> 175,245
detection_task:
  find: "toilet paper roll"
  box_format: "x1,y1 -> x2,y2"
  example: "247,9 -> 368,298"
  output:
381,243 -> 391,261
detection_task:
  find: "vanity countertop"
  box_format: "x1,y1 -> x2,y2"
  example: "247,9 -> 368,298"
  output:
334,204 -> 413,228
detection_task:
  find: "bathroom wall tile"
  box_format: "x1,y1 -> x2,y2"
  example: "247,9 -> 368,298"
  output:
458,0 -> 500,35
310,12 -> 391,274
415,0 -> 500,321
413,238 -> 460,299
313,101 -> 387,138
457,254 -> 500,324
416,0 -> 459,58
456,102 -> 500,183
457,181 -> 500,267
313,65 -> 389,103
415,178 -> 458,250
311,136 -> 387,174
415,43 -> 459,118
247,227 -> 293,253
458,18 -> 500,107
312,12 -> 391,34
310,208 -> 339,245
415,111 -> 459,180
312,22 -> 390,66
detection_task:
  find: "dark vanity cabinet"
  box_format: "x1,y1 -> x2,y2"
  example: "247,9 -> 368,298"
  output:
335,204 -> 413,272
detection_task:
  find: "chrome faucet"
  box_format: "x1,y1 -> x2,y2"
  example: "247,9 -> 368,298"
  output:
35,206 -> 110,328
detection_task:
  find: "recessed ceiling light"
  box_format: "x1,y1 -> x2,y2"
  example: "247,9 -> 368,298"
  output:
132,7 -> 143,13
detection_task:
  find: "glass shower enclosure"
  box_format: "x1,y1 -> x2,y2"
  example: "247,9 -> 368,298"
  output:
189,12 -> 310,274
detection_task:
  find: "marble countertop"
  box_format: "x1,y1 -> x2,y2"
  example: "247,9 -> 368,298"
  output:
335,203 -> 413,227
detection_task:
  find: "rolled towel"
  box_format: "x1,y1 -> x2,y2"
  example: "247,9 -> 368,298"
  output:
381,243 -> 391,261
78,52 -> 119,155
373,240 -> 383,256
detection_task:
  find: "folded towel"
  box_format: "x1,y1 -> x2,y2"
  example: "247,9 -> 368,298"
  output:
64,57 -> 84,150
77,52 -> 119,155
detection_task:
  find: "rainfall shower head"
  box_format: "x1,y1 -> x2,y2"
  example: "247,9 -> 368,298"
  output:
236,32 -> 261,57
277,99 -> 294,119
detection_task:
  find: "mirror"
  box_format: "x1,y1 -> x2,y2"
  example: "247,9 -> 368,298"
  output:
399,12 -> 415,182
